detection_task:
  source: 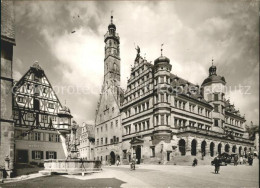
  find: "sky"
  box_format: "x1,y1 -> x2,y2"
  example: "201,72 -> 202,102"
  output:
12,0 -> 259,126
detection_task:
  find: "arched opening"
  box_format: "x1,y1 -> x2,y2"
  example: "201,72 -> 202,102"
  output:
201,141 -> 207,157
110,151 -> 116,165
232,145 -> 237,153
225,144 -> 230,153
210,142 -> 215,157
179,139 -> 186,156
191,139 -> 197,156
218,143 -> 222,155
239,146 -> 242,155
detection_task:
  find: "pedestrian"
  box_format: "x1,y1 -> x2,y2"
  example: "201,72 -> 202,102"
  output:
192,158 -> 198,167
214,156 -> 221,174
239,155 -> 243,165
130,158 -> 136,170
234,154 -> 238,166
248,155 -> 253,166
116,159 -> 120,166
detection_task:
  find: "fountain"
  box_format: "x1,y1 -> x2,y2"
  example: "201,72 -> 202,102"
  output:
40,107 -> 101,176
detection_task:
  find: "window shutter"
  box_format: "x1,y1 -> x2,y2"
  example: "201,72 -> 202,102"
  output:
41,151 -> 44,159
32,151 -> 35,159
46,151 -> 49,159
54,152 -> 57,159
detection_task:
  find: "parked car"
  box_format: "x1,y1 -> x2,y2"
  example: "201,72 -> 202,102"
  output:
211,153 -> 232,166
211,158 -> 227,166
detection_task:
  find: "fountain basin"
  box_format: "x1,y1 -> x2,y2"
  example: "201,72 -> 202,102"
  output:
40,159 -> 102,175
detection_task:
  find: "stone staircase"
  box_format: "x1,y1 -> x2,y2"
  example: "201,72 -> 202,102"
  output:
166,155 -> 214,166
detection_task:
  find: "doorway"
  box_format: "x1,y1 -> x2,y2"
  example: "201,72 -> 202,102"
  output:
17,150 -> 28,163
201,141 -> 206,157
136,146 -> 141,164
210,142 -> 215,157
110,151 -> 115,165
179,139 -> 186,156
167,151 -> 172,161
191,139 -> 197,156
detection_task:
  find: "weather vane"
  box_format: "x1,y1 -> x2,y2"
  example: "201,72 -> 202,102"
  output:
111,10 -> 113,23
161,43 -> 164,56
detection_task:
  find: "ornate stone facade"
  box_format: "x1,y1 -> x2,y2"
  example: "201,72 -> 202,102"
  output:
94,16 -> 253,165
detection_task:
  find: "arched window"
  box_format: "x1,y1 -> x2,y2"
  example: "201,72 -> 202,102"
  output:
232,145 -> 236,153
225,144 -> 230,153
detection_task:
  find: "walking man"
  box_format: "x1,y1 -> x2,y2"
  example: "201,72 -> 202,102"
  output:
234,154 -> 238,166
214,156 -> 221,174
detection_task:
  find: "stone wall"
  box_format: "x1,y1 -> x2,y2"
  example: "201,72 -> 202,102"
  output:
0,0 -> 15,174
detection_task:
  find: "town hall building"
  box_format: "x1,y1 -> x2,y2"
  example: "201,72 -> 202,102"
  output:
93,16 -> 253,165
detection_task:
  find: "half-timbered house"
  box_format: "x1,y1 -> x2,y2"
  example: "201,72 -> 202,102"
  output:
13,62 -> 72,164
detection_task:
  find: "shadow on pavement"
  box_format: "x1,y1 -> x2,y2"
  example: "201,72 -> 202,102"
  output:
1,175 -> 126,188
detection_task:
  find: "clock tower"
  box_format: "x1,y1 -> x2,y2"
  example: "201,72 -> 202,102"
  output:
104,15 -> 121,89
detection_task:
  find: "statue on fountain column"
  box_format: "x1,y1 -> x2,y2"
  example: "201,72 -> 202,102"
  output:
66,120 -> 79,159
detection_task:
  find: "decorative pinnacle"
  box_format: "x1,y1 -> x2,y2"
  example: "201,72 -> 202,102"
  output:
161,43 -> 164,56
212,58 -> 214,66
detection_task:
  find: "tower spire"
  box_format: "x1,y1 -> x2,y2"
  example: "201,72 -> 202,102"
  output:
212,58 -> 214,66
